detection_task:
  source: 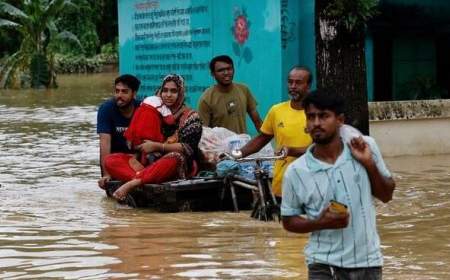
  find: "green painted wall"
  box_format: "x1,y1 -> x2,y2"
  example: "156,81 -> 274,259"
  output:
392,37 -> 436,100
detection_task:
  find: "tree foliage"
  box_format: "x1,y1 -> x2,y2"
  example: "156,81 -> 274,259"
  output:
57,0 -> 99,56
323,0 -> 379,33
55,0 -> 117,56
0,0 -> 81,88
0,0 -> 118,86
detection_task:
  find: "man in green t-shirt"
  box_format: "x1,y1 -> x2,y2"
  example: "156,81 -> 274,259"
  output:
198,55 -> 262,134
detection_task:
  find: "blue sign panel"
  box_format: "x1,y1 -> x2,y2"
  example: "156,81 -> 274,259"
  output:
119,0 -> 212,106
118,0 -> 304,134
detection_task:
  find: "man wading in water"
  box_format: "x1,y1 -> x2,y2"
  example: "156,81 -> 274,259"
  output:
281,90 -> 395,280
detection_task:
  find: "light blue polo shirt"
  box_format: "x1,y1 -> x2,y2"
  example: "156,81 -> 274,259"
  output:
281,136 -> 391,268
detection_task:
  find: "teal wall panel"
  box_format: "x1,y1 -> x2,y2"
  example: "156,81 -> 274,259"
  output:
118,0 -> 286,135
298,0 -> 316,90
281,0 -> 300,100
365,35 -> 374,101
118,0 -> 212,107
210,0 -> 283,135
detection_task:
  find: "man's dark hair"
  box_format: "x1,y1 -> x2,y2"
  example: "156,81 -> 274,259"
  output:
209,55 -> 234,72
115,74 -> 141,92
290,66 -> 313,86
302,89 -> 345,115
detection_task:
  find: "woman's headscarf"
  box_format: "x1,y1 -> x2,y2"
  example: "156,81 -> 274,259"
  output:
157,74 -> 185,115
156,74 -> 193,144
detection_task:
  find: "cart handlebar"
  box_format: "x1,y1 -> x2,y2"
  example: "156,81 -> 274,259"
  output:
220,149 -> 287,163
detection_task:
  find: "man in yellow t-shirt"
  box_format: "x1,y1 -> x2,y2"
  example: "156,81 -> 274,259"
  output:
236,66 -> 313,197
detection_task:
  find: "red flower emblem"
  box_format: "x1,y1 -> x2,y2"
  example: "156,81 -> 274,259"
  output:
233,15 -> 249,45
231,7 -> 253,64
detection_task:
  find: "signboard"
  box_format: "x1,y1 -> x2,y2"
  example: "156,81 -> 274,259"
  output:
119,0 -> 212,106
119,0 -> 303,134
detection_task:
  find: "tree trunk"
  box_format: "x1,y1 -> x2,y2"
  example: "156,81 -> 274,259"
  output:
315,0 -> 370,135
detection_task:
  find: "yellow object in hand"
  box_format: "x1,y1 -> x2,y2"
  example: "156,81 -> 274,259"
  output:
329,200 -> 348,214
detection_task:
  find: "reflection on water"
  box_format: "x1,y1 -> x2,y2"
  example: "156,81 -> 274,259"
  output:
0,74 -> 449,279
98,212 -> 306,279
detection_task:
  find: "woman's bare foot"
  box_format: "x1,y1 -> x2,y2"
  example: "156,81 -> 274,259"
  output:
113,178 -> 142,201
129,156 -> 144,172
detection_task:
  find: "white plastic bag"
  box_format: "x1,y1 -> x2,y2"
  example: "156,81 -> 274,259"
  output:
199,126 -> 275,164
223,134 -> 251,153
340,124 -> 363,144
198,127 -> 237,164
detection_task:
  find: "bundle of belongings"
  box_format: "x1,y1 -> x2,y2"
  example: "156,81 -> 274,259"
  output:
198,127 -> 274,179
215,159 -> 274,180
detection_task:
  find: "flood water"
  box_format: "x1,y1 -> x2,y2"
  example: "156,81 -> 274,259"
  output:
0,73 -> 449,279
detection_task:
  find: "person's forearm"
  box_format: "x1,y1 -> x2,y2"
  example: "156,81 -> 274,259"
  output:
240,134 -> 272,158
249,110 -> 262,132
99,153 -> 109,177
365,161 -> 395,203
99,134 -> 111,177
159,142 -> 183,154
253,118 -> 262,132
286,146 -> 308,157
198,102 -> 211,127
282,215 -> 324,233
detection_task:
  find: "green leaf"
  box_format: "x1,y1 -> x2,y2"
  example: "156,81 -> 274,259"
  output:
0,2 -> 28,20
0,18 -> 19,27
0,51 -> 26,88
56,30 -> 82,47
47,20 -> 58,34
44,0 -> 76,21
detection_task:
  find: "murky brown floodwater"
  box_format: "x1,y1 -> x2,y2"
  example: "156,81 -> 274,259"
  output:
0,73 -> 449,279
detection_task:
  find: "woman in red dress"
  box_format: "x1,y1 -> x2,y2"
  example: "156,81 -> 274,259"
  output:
104,74 -> 203,201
